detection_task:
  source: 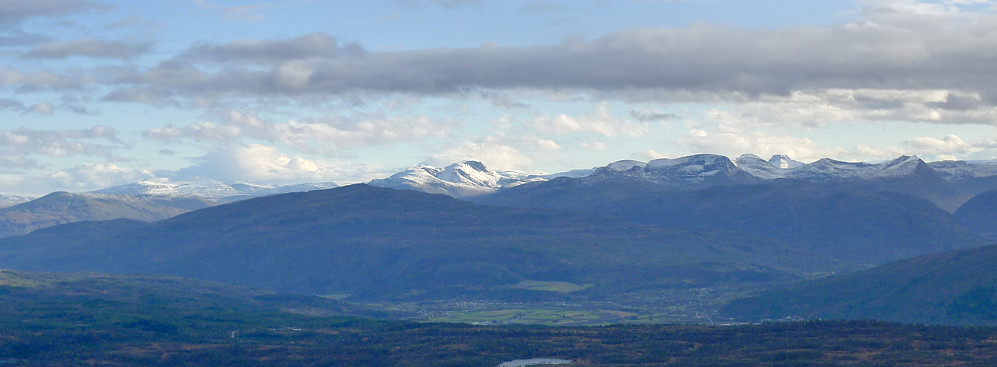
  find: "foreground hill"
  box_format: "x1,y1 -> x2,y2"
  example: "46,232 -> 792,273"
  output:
3,269 -> 997,366
0,192 -> 213,238
480,180 -> 986,268
721,245 -> 997,325
0,184 -> 812,302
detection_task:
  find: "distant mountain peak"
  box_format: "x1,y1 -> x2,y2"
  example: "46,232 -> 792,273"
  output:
768,154 -> 804,169
368,161 -> 547,198
90,178 -> 338,200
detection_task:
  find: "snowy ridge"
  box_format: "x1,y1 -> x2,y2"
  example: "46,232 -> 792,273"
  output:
368,161 -> 547,198
0,194 -> 34,209
928,160 -> 997,180
586,154 -> 757,187
90,177 -> 338,199
734,154 -> 938,182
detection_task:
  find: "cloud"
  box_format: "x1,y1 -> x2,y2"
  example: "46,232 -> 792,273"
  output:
24,101 -> 54,115
181,32 -> 361,65
86,10 -> 997,119
0,126 -> 119,166
142,110 -> 454,154
532,104 -> 649,137
636,149 -> 670,160
579,141 -> 607,151
0,67 -> 80,90
23,38 -> 151,59
679,113 -> 845,163
431,137 -> 532,170
44,163 -> 154,193
0,98 -> 25,111
173,144 -> 379,183
906,134 -> 987,156
0,0 -> 107,28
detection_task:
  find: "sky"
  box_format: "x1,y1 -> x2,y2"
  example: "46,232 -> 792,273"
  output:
2,0 -> 997,196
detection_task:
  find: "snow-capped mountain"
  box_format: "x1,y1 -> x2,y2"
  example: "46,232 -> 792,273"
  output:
585,154 -> 759,188
90,177 -> 338,200
735,154 -> 804,180
928,159 -> 997,181
734,155 -> 938,182
0,194 -> 33,209
369,161 -> 547,197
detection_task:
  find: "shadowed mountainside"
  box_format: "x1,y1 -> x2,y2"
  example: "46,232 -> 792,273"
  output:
0,184 -> 816,302
0,192 -> 213,238
954,189 -> 997,241
479,180 -> 986,268
721,244 -> 997,325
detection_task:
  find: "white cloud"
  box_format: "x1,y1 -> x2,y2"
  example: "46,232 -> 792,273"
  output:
579,141 -> 607,151
174,144 -> 381,184
43,163 -> 154,193
532,103 -> 648,137
0,126 -> 119,168
142,110 -> 455,154
431,137 -> 532,170
24,102 -> 54,115
635,149 -> 670,161
906,134 -> 986,156
679,122 -> 844,163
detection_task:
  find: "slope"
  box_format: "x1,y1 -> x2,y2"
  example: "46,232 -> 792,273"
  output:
721,244 -> 997,325
0,192 -> 213,238
481,180 -> 985,268
953,189 -> 997,241
0,184 -> 812,302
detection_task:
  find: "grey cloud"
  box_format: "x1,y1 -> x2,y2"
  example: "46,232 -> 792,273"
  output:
0,126 -> 119,160
23,38 -> 151,59
630,110 -> 679,122
0,98 -> 24,111
853,96 -> 906,111
927,93 -> 984,111
0,0 -> 108,28
0,30 -> 50,47
0,67 -> 82,89
94,15 -> 997,122
181,32 -> 363,65
0,154 -> 39,170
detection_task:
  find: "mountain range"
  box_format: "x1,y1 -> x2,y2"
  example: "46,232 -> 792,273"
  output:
0,178 -> 339,238
372,154 -> 997,212
0,184 -> 817,302
2,153 -> 997,325
91,177 -> 339,200
368,161 -> 565,198
0,192 -> 214,238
